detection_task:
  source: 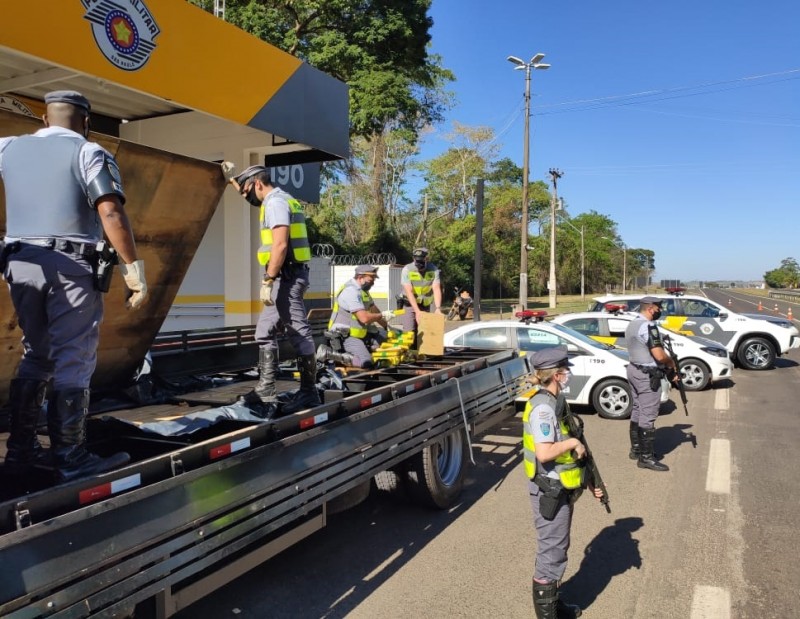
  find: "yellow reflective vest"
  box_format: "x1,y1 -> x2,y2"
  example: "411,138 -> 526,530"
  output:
257,193 -> 311,266
408,267 -> 436,307
522,389 -> 584,490
329,280 -> 374,339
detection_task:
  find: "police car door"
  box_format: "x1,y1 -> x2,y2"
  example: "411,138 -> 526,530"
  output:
516,326 -> 592,405
675,299 -> 734,348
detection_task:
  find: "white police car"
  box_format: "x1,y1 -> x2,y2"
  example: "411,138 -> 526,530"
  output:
443,311 -> 668,420
550,309 -> 733,390
588,294 -> 800,370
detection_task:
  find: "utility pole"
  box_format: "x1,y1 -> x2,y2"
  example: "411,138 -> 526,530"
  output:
507,53 -> 549,310
548,168 -> 563,309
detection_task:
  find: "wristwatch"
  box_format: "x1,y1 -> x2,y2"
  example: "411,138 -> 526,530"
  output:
264,274 -> 277,282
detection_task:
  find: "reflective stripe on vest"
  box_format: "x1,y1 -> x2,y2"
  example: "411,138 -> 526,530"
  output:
329,281 -> 373,339
257,197 -> 311,266
522,390 -> 584,490
409,269 -> 435,307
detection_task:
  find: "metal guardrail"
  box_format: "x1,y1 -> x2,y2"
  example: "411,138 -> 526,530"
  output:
768,290 -> 800,301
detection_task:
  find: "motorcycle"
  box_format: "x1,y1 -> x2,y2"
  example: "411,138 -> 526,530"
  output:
446,287 -> 473,321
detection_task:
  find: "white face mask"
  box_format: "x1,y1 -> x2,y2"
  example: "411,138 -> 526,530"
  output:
557,370 -> 572,389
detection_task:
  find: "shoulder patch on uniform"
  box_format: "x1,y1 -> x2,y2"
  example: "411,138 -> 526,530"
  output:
539,423 -> 552,437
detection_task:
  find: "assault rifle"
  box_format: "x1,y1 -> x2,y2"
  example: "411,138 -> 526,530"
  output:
662,335 -> 689,416
563,403 -> 611,513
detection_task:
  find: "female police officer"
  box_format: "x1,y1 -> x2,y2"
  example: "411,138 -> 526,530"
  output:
523,347 -> 604,618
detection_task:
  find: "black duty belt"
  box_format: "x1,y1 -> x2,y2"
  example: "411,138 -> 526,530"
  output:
13,239 -> 97,257
632,363 -> 661,374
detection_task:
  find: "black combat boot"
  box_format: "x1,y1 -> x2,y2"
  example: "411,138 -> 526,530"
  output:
637,427 -> 669,472
282,354 -> 322,414
49,388 -> 130,483
534,581 -> 582,619
316,343 -> 355,367
4,378 -> 48,474
242,347 -> 280,420
628,421 -> 641,460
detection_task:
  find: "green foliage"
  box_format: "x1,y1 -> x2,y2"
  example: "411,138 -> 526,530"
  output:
764,257 -> 800,288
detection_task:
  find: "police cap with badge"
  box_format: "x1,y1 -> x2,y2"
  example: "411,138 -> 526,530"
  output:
531,346 -> 573,370
355,264 -> 379,277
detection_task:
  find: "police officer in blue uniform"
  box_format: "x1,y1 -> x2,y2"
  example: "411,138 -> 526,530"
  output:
317,265 -> 394,368
0,90 -> 147,483
624,296 -> 677,472
523,347 -> 604,619
228,165 -> 319,419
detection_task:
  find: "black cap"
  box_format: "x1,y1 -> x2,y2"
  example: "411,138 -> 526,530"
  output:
412,247 -> 428,259
355,264 -> 379,277
44,90 -> 91,112
531,347 -> 573,370
234,165 -> 268,186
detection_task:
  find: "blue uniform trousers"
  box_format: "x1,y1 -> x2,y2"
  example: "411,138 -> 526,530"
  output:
255,264 -> 315,357
626,364 -> 662,429
5,245 -> 102,389
529,480 -> 574,582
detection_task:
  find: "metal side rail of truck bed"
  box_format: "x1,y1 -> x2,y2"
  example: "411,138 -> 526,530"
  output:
0,348 -> 530,618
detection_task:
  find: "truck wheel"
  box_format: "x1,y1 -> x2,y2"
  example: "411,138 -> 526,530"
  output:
678,358 -> 710,391
592,378 -> 632,420
736,337 -> 775,370
327,480 -> 372,515
374,466 -> 409,499
406,429 -> 468,509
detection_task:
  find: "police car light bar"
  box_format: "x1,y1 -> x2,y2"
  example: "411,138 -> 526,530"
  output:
665,287 -> 685,296
516,310 -> 548,323
604,304 -> 628,314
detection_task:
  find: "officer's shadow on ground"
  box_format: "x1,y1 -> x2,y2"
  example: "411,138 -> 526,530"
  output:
656,423 -> 697,457
560,517 -> 644,610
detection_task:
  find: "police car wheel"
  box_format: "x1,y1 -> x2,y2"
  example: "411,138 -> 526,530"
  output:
736,337 -> 775,371
592,378 -> 633,420
678,358 -> 710,391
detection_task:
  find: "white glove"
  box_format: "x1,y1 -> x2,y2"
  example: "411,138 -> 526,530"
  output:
381,310 -> 395,321
260,277 -> 275,306
120,260 -> 147,310
221,161 -> 236,183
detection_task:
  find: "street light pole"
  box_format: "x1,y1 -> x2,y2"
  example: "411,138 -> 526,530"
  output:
547,168 -> 563,309
507,53 -> 549,310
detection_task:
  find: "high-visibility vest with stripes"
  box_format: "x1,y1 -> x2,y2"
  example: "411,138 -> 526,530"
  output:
522,389 -> 584,490
257,195 -> 311,266
329,280 -> 374,339
409,267 -> 436,307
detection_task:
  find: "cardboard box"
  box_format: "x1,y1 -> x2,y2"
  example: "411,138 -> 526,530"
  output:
417,311 -> 445,356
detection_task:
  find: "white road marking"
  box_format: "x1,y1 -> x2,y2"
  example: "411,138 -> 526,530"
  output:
714,387 -> 729,411
706,438 -> 731,495
690,585 -> 730,619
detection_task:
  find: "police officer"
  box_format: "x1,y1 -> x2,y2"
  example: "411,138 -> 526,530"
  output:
523,347 -> 603,619
228,165 -> 319,418
624,296 -> 677,472
317,265 -> 395,368
400,248 -> 442,338
0,90 -> 147,483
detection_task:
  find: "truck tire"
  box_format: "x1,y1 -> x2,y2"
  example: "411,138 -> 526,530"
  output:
374,466 -> 409,498
678,358 -> 710,391
592,378 -> 632,420
405,429 -> 468,509
327,479 -> 372,515
736,337 -> 775,370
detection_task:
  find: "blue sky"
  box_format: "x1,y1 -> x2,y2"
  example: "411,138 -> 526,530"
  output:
421,0 -> 799,282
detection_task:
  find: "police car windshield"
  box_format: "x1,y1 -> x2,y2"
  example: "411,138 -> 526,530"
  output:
550,323 -> 612,350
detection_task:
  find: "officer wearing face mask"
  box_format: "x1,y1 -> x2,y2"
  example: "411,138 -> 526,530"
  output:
523,347 -> 604,619
400,248 -> 442,341
624,296 -> 678,472
0,90 -> 146,483
227,165 -> 318,419
317,265 -> 394,368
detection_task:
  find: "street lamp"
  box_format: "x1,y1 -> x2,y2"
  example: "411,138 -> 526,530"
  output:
602,236 -> 627,294
559,216 -> 585,300
508,53 -> 550,310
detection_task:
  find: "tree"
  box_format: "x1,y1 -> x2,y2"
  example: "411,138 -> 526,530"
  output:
764,257 -> 800,289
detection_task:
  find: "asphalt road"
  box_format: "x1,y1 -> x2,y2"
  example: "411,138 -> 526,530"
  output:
174,308 -> 800,618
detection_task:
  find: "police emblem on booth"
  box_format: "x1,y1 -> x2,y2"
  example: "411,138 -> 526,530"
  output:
82,0 -> 160,71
